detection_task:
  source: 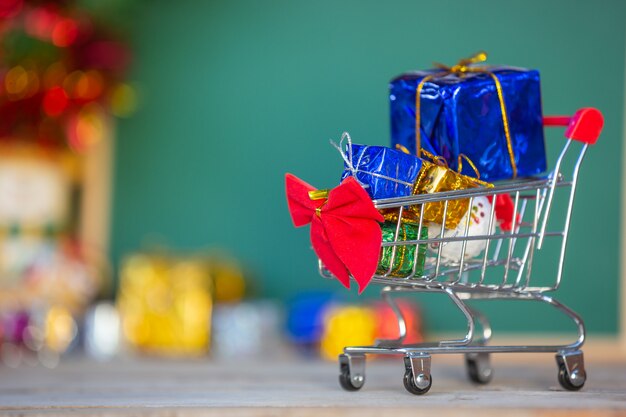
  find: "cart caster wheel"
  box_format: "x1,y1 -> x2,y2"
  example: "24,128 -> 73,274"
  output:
403,369 -> 432,395
466,353 -> 493,384
339,369 -> 365,391
338,354 -> 365,392
403,355 -> 432,395
558,365 -> 584,391
556,351 -> 586,391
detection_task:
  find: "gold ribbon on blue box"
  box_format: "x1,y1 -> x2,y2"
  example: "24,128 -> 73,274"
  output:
390,52 -> 547,181
337,134 -> 493,229
409,148 -> 493,229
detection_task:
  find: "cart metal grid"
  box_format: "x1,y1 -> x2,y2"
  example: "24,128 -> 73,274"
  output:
320,108 -> 603,395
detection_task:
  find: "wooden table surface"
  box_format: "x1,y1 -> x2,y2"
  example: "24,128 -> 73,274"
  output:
1,354 -> 625,416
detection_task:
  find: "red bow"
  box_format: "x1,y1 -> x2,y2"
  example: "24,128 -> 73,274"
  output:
285,174 -> 384,293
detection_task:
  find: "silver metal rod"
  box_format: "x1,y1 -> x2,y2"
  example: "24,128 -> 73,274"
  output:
538,140 -> 572,248
508,199 -> 527,287
406,204 -> 426,279
511,198 -> 527,255
343,291 -> 585,356
524,190 -> 544,288
381,231 -> 563,247
466,306 -> 492,345
479,194 -> 498,286
374,287 -> 407,347
492,231 -> 503,262
501,191 -> 520,287
554,144 -> 588,290
514,229 -> 532,288
434,200 -> 448,279
455,197 -> 473,284
438,288 -> 475,347
383,206 -> 404,277
373,179 -> 572,209
344,344 -> 577,355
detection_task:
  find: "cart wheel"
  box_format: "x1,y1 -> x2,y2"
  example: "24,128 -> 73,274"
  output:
403,369 -> 432,395
339,368 -> 362,391
557,364 -> 585,391
338,354 -> 365,391
403,356 -> 432,395
556,351 -> 586,391
466,353 -> 493,384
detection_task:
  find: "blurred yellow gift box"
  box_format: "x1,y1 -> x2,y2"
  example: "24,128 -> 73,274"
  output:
117,254 -> 213,356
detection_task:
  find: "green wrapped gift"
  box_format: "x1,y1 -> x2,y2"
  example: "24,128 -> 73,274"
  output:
377,221 -> 428,277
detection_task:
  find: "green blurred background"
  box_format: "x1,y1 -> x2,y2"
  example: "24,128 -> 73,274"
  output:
111,0 -> 625,335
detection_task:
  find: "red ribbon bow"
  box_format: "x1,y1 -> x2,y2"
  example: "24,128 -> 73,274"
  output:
285,173 -> 384,293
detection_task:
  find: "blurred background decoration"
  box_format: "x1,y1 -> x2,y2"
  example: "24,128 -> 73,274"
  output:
319,301 -> 423,361
0,0 -> 624,367
0,0 -> 136,151
0,0 -> 134,366
117,253 -> 213,357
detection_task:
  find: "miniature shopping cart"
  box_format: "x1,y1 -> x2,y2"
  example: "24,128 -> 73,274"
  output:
321,108 -> 604,395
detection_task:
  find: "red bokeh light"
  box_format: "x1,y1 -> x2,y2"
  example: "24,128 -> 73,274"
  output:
51,18 -> 78,47
374,300 -> 423,344
24,6 -> 57,40
42,86 -> 69,116
0,0 -> 23,19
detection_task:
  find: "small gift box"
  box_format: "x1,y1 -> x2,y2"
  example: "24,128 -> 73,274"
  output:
338,134 -> 491,229
410,156 -> 486,229
390,52 -> 546,181
117,254 -> 213,356
337,136 -> 423,200
377,221 -> 428,277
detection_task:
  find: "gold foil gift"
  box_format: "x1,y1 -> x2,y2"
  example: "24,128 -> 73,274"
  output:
410,159 -> 479,229
393,146 -> 492,229
380,208 -> 421,225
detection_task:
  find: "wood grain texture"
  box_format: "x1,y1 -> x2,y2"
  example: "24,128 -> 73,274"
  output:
0,356 -> 625,416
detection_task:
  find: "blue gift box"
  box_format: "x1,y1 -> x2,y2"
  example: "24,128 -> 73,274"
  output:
339,143 -> 423,200
390,67 -> 546,181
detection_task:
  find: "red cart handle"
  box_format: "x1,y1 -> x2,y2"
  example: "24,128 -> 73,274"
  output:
543,107 -> 604,145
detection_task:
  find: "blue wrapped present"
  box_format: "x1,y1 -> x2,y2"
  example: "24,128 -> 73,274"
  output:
390,53 -> 546,181
335,133 -> 423,200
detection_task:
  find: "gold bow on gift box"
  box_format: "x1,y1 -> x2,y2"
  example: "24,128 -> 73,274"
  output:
415,51 -> 518,178
394,145 -> 493,230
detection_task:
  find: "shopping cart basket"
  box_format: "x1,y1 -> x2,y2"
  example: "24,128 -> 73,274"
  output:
320,108 -> 604,395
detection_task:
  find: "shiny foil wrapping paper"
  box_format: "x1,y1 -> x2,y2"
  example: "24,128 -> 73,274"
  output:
390,68 -> 546,181
341,143 -> 488,229
380,208 -> 421,225
377,221 -> 428,277
340,143 -> 423,200
410,159 -> 481,229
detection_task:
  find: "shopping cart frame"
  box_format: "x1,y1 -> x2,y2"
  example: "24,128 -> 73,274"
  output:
323,108 -> 604,395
